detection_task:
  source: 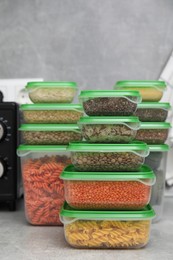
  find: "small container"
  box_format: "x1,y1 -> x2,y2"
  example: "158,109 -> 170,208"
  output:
136,122 -> 171,144
145,144 -> 169,222
68,142 -> 149,172
25,81 -> 77,103
78,116 -> 140,143
60,202 -> 155,249
17,145 -> 71,225
134,102 -> 171,122
61,165 -> 155,210
19,124 -> 82,145
79,90 -> 141,116
20,104 -> 83,124
115,81 -> 167,101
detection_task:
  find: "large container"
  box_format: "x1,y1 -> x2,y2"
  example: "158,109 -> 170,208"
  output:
19,124 -> 82,145
68,142 -> 149,172
60,202 -> 155,249
25,81 -> 77,103
79,90 -> 141,116
136,122 -> 171,144
115,81 -> 167,101
78,116 -> 140,143
61,165 -> 155,210
134,102 -> 171,122
17,145 -> 71,225
20,104 -> 83,124
145,144 -> 169,222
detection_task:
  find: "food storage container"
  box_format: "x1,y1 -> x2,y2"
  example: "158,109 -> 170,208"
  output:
145,144 -> 169,222
79,90 -> 141,116
60,202 -> 155,249
17,145 -> 71,225
134,102 -> 171,122
136,122 -> 171,144
25,81 -> 77,103
115,81 -> 166,101
19,124 -> 82,145
61,164 -> 155,210
20,104 -> 83,124
68,141 -> 149,172
78,116 -> 140,143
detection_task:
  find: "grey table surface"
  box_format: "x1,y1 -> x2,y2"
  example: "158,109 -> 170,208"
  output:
0,198 -> 173,260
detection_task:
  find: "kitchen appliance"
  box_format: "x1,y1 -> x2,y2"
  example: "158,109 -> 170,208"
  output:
0,91 -> 22,210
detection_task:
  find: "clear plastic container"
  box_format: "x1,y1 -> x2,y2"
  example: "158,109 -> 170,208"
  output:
25,81 -> 77,103
68,142 -> 149,172
136,122 -> 171,144
145,144 -> 169,222
134,102 -> 171,122
115,81 -> 167,101
60,202 -> 155,249
79,90 -> 141,116
17,145 -> 71,225
20,104 -> 83,124
78,116 -> 140,143
61,165 -> 155,210
19,124 -> 82,145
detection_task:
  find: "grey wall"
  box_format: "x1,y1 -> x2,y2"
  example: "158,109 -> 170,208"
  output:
0,0 -> 173,90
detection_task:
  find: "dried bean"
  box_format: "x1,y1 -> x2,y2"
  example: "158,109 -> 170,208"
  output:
136,129 -> 168,144
134,108 -> 168,122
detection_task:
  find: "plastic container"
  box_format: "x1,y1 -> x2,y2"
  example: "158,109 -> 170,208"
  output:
115,81 -> 166,101
68,142 -> 149,172
20,104 -> 83,124
79,90 -> 141,116
17,145 -> 71,225
19,124 -> 82,145
136,122 -> 171,144
25,81 -> 77,103
78,116 -> 140,143
145,144 -> 169,222
134,102 -> 171,122
61,165 -> 155,210
60,202 -> 155,249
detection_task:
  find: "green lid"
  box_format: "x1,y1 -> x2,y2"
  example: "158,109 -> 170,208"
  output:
26,81 -> 77,89
137,102 -> 171,110
115,81 -> 166,89
79,90 -> 141,99
60,164 -> 155,183
20,104 -> 83,111
148,144 -> 170,152
19,124 -> 80,132
60,202 -> 155,220
78,116 -> 140,124
140,122 -> 171,129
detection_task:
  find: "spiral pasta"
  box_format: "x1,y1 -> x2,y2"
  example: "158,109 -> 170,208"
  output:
64,220 -> 150,248
22,155 -> 71,225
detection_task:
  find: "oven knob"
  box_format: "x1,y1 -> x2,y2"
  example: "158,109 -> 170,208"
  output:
0,160 -> 5,178
0,122 -> 6,141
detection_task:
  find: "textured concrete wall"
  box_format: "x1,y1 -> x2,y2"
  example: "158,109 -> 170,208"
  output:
0,0 -> 173,90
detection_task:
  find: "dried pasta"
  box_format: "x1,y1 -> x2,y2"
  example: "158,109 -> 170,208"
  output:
22,155 -> 71,225
64,220 -> 150,248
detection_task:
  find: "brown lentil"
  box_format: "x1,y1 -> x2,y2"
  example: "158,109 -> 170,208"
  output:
136,129 -> 169,144
134,108 -> 168,122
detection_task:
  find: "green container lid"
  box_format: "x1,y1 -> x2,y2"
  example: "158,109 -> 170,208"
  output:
79,90 -> 141,100
137,102 -> 171,110
115,81 -> 166,90
60,164 -> 155,184
19,124 -> 80,132
20,104 -> 83,111
148,144 -> 170,152
26,81 -> 77,89
60,202 -> 155,220
140,122 -> 171,129
78,116 -> 140,124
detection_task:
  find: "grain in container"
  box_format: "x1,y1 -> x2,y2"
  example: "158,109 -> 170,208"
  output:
17,145 -> 71,225
115,81 -> 167,101
20,104 -> 83,124
68,141 -> 149,172
60,202 -> 155,249
61,165 -> 155,210
79,90 -> 141,116
78,116 -> 140,143
19,124 -> 82,145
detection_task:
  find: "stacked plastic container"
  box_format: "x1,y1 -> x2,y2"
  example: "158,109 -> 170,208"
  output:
114,81 -> 171,222
17,82 -> 83,225
60,90 -> 156,249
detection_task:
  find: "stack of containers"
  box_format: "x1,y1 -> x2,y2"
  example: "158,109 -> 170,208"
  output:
17,82 -> 84,225
114,81 -> 171,222
60,90 -> 156,249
